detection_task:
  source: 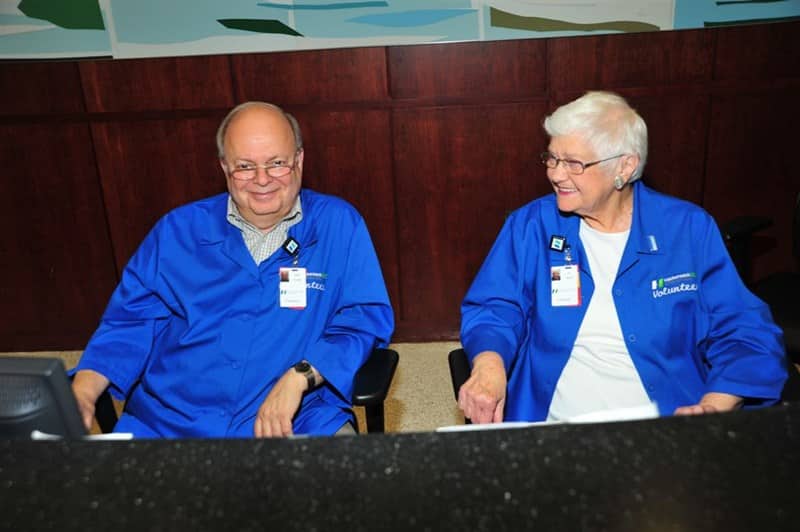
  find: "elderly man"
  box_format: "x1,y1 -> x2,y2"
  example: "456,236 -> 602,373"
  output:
71,102 -> 394,438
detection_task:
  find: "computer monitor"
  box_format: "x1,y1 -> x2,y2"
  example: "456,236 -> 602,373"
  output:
0,357 -> 87,439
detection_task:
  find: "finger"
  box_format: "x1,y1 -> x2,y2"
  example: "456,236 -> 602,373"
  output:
254,416 -> 264,438
268,416 -> 284,438
458,382 -> 476,414
281,415 -> 293,437
81,409 -> 94,432
492,398 -> 505,423
457,388 -> 472,414
461,386 -> 497,423
470,401 -> 495,424
674,405 -> 702,416
459,388 -> 484,421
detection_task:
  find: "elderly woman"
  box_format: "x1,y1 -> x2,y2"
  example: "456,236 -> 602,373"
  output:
458,91 -> 787,424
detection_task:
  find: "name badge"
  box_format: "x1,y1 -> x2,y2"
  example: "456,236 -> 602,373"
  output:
279,267 -> 307,309
551,264 -> 581,307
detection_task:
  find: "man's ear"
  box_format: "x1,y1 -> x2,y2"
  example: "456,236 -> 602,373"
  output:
295,149 -> 305,173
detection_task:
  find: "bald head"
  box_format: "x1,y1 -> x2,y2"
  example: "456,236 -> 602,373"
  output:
216,101 -> 302,160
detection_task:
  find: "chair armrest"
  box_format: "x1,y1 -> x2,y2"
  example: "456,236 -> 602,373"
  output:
352,348 -> 399,407
448,348 -> 471,401
94,390 -> 119,433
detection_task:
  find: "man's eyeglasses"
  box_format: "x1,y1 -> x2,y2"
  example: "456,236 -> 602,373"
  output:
540,152 -> 624,175
227,157 -> 299,180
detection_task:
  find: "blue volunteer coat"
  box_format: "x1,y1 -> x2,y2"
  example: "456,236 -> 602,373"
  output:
461,181 -> 787,420
77,189 -> 394,437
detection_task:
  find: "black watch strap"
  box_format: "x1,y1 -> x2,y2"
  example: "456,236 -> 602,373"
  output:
293,360 -> 316,390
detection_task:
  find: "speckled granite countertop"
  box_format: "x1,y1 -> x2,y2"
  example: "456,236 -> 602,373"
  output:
2,403 -> 799,531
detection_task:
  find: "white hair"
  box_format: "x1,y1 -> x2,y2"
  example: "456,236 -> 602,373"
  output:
543,91 -> 648,181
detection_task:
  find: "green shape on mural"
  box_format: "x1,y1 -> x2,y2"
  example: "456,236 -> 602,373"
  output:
17,0 -> 104,30
490,7 -> 659,33
218,19 -> 303,37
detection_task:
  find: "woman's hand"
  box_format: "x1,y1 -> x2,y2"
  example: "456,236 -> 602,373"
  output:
457,351 -> 507,424
673,392 -> 743,416
71,369 -> 110,431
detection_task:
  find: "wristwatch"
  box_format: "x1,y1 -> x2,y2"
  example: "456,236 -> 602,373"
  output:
293,360 -> 316,390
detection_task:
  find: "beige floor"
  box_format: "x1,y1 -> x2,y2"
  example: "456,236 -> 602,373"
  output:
372,341 -> 465,433
2,341 -> 466,434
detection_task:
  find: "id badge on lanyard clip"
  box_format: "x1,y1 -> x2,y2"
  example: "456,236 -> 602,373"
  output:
279,237 -> 306,310
550,243 -> 581,307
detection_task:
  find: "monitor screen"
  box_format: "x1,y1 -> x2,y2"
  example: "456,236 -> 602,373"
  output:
0,357 -> 87,439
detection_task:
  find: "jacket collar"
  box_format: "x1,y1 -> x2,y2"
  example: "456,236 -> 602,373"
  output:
200,189 -> 318,247
628,180 -> 663,256
547,181 -> 663,277
198,190 -> 319,277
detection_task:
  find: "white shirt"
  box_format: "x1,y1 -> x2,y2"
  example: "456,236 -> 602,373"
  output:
546,220 -> 651,421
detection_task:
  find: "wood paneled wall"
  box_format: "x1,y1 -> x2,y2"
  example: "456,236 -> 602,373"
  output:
1,22 -> 798,350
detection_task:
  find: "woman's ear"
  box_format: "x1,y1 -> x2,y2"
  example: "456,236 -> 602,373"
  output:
620,154 -> 640,180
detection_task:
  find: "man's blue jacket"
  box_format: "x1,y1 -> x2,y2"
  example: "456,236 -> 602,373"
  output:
461,181 -> 787,420
77,189 -> 394,437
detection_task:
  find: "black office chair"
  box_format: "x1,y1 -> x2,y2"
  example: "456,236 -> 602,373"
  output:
448,348 -> 472,423
352,347 -> 399,433
720,195 -> 800,401
722,193 -> 800,365
92,347 -> 399,434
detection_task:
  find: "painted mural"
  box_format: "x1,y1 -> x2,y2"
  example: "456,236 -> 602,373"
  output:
0,0 -> 798,59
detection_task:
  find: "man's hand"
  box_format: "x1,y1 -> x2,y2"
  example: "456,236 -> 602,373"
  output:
674,392 -> 743,416
457,351 -> 507,424
254,365 -> 321,438
71,369 -> 110,431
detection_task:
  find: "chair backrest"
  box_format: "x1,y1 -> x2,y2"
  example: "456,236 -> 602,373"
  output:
792,192 -> 800,260
721,215 -> 772,284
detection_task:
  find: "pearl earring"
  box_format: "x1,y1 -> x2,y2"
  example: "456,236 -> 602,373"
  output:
614,175 -> 625,190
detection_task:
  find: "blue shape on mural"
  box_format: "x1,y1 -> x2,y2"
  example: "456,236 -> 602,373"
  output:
5,0 -> 800,60
0,12 -> 109,57
673,0 -> 800,28
348,9 -> 475,27
257,1 -> 388,9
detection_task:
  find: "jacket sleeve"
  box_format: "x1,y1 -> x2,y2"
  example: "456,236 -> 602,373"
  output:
302,217 -> 394,401
75,223 -> 173,400
698,218 -> 787,404
460,214 -> 534,371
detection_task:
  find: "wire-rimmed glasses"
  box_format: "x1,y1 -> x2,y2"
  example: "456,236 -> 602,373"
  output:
226,154 -> 300,180
540,152 -> 624,175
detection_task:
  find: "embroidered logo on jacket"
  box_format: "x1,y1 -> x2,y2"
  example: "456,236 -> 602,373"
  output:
307,272 -> 327,292
651,272 -> 698,298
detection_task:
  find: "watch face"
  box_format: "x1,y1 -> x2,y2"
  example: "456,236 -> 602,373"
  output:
295,361 -> 311,373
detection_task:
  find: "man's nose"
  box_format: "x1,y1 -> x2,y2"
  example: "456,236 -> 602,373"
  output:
253,166 -> 274,184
